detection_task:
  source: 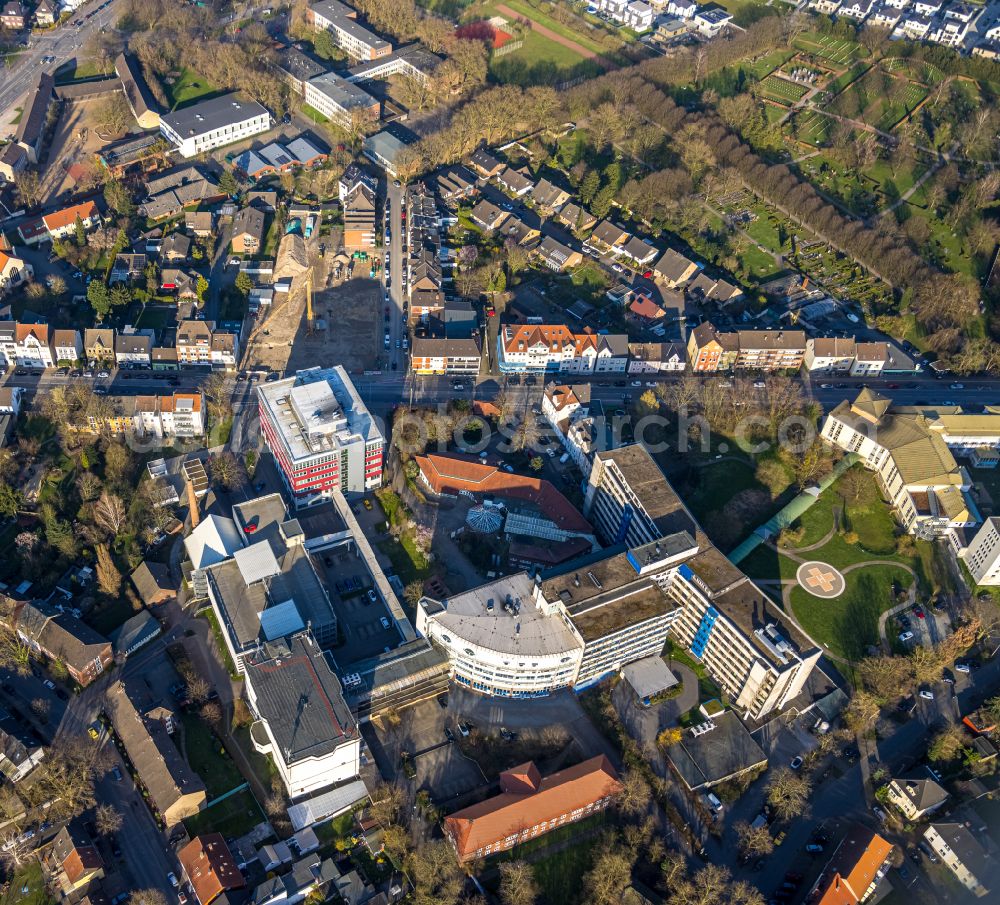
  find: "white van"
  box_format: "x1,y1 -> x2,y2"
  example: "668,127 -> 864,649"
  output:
706,792 -> 723,813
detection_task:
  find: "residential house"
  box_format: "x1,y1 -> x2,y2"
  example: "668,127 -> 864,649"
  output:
410,336 -> 482,375
435,165 -> 478,202
0,708 -> 44,781
923,821 -> 996,897
686,321 -> 739,372
735,329 -> 807,371
110,253 -> 147,284
470,198 -> 509,232
557,202 -> 597,233
84,328 -> 116,366
620,236 -> 659,266
0,142 -> 27,182
687,271 -> 743,303
231,206 -> 266,255
51,823 -> 104,894
850,342 -> 917,377
210,332 -> 239,371
338,162 -> 377,203
52,329 -> 82,366
160,269 -> 199,300
590,220 -> 631,253
653,248 -> 699,287
251,856 -> 340,905
176,320 -> 215,365
88,393 -> 205,438
470,146 -> 504,179
151,347 -> 178,370
497,214 -> 540,247
444,757 -> 621,861
185,210 -> 214,237
813,825 -> 893,905
0,248 -> 32,296
628,342 -> 686,372
530,178 -> 571,211
667,0 -> 697,17
106,681 -> 207,827
14,323 -> 54,368
161,232 -> 191,262
692,7 -> 733,35
114,330 -> 153,368
805,337 -> 857,373
885,770 -> 949,821
342,184 -> 376,251
13,600 -> 113,686
247,190 -> 279,212
535,236 -> 583,272
0,3 -> 27,34
131,560 -> 176,606
496,166 -> 533,196
499,324 -> 629,374
178,835 -> 244,905
839,0 -> 877,17
627,295 -> 666,327
43,200 -> 101,241
34,0 -> 57,25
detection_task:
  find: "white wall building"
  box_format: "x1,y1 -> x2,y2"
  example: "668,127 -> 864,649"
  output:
498,324 -> 628,374
160,94 -> 271,159
244,633 -> 361,800
962,518 -> 1000,585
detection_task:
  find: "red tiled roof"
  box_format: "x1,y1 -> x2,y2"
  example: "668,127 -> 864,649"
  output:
62,845 -> 103,884
444,755 -> 621,860
816,827 -> 893,905
42,201 -> 98,233
15,323 -> 48,343
179,834 -> 244,905
628,296 -> 665,321
415,453 -> 592,533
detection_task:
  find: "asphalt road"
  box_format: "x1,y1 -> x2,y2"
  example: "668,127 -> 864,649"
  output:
0,1 -> 125,122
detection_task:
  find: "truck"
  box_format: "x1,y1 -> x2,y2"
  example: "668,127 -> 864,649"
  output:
305,215 -> 316,238
285,218 -> 301,234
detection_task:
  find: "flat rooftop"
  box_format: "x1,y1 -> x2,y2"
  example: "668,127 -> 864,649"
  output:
426,573 -> 580,658
244,634 -> 358,763
233,493 -> 289,555
665,710 -> 767,790
161,93 -> 268,138
257,366 -> 381,463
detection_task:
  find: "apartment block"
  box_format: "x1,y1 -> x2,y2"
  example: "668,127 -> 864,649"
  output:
308,0 -> 392,61
498,323 -> 628,374
687,321 -> 805,372
257,366 -> 384,507
160,94 -> 270,159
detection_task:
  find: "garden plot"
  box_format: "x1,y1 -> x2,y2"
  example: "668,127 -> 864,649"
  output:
828,66 -> 929,131
759,74 -> 810,105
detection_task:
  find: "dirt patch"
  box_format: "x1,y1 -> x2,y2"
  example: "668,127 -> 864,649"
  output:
41,97 -> 121,202
244,258 -> 383,375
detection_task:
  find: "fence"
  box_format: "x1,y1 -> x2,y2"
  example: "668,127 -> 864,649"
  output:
492,39 -> 525,58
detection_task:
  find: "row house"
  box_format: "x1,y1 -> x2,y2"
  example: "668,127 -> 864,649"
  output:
498,323 -> 629,374
0,322 -> 54,368
17,201 -> 101,246
84,328 -> 116,365
175,319 -> 240,369
52,329 -> 82,365
88,392 -> 205,438
805,337 -> 918,376
628,341 -> 686,373
653,248 -> 700,288
114,329 -> 154,368
410,337 -> 482,375
342,183 -> 377,251
687,321 -> 806,372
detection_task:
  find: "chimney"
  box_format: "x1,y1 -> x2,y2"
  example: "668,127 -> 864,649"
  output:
186,478 -> 200,529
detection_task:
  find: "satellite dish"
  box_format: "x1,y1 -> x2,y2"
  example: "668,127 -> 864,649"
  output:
467,505 -> 502,534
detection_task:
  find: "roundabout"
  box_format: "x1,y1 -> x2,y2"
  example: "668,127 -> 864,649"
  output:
795,561 -> 845,599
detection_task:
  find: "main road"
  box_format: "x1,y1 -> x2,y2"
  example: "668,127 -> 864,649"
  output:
0,0 -> 125,121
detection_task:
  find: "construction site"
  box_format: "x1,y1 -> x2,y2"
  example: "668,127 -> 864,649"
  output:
241,228 -> 384,376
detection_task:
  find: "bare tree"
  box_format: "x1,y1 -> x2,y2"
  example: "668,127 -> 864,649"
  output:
95,544 -> 121,597
0,828 -> 35,869
95,803 -> 123,836
766,768 -> 811,822
617,768 -> 653,818
94,490 -> 127,536
734,820 -> 775,858
498,860 -> 539,905
210,451 -> 241,490
131,891 -> 168,905
0,625 -> 32,676
581,841 -> 634,905
928,723 -> 966,764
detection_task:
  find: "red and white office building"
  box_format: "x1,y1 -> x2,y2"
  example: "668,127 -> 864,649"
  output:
257,366 -> 384,508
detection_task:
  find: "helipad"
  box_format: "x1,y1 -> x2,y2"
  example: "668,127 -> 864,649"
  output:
796,561 -> 845,599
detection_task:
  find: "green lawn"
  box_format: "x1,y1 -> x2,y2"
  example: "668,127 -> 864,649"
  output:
793,31 -> 867,66
180,712 -> 245,798
684,458 -> 762,523
489,28 -> 596,85
0,863 -> 53,905
532,837 -> 598,905
738,244 -> 782,279
490,0 -> 616,56
200,610 -> 239,678
183,788 -> 265,838
87,595 -> 135,636
300,102 -> 330,124
744,49 -> 796,80
168,68 -> 218,110
790,564 -> 913,661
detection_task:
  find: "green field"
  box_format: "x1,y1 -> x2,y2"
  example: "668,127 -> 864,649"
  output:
488,27 -> 595,85
491,0 -> 616,56
791,564 -> 913,661
760,74 -> 809,105
167,67 -> 218,110
0,864 -> 53,905
183,788 -> 265,838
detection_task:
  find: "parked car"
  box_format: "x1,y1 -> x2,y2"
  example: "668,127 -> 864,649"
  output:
367,589 -> 378,604
919,689 -> 935,700
458,721 -> 470,737
167,873 -> 179,889
873,806 -> 888,823
805,844 -> 824,853
898,630 -> 914,642
380,616 -> 390,629
789,756 -> 803,770
955,662 -> 971,674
